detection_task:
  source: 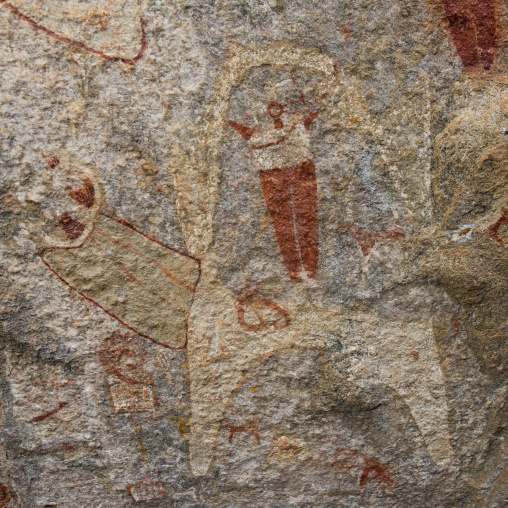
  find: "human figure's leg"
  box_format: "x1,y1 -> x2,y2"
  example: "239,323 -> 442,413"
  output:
259,167 -> 302,281
292,160 -> 319,280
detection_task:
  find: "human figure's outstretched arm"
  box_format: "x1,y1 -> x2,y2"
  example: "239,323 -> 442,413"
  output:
228,120 -> 253,141
304,112 -> 319,130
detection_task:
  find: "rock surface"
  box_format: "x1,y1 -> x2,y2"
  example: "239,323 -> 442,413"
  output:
0,1 -> 507,506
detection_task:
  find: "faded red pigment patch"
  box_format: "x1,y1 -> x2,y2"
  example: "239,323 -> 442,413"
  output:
99,332 -> 153,387
235,293 -> 291,332
331,448 -> 395,497
62,442 -> 73,453
45,156 -> 59,169
441,0 -> 498,70
486,209 -> 508,245
99,333 -> 155,414
0,484 -> 13,506
127,480 -> 165,503
454,317 -> 462,336
337,224 -> 405,255
224,423 -> 261,444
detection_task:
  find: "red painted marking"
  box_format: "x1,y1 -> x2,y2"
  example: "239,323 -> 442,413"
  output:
92,226 -> 194,292
228,120 -> 253,141
359,462 -> 394,497
260,160 -> 319,281
337,224 -> 405,255
229,94 -> 321,281
40,212 -> 201,350
411,351 -> 420,360
31,401 -> 68,422
101,214 -> 201,265
486,209 -> 508,245
267,101 -> 284,129
60,214 -> 86,240
224,424 -> 261,444
304,111 -> 319,130
0,484 -> 13,505
0,0 -> 147,65
332,448 -> 395,496
62,442 -> 73,452
69,177 -> 95,209
453,317 -> 462,335
127,480 -> 165,503
235,293 -> 291,332
441,0 -> 498,70
99,332 -> 153,386
46,156 -> 59,169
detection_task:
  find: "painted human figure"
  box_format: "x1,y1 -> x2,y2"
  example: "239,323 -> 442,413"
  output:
229,95 -> 320,282
441,0 -> 498,70
40,159 -> 200,349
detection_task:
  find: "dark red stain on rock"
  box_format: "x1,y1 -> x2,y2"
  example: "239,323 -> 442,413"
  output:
441,0 -> 498,70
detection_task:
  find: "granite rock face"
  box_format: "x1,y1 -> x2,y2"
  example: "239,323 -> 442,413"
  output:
0,1 -> 507,506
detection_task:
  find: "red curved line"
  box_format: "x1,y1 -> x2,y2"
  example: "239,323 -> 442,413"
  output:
0,0 -> 147,65
39,215 -> 201,350
93,226 -> 195,292
31,401 -> 68,422
89,235 -> 182,312
235,297 -> 291,332
100,213 -> 201,263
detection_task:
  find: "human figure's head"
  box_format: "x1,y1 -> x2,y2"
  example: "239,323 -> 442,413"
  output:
34,154 -> 101,247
